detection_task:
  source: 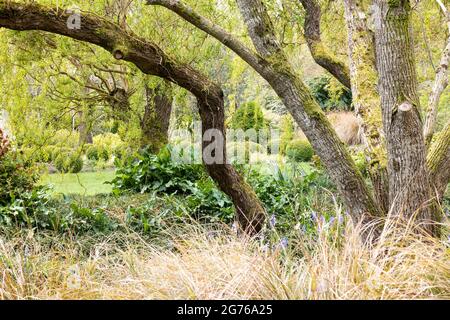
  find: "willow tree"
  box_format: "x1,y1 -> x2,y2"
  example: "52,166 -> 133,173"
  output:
144,0 -> 449,235
0,0 -> 448,236
0,0 -> 266,234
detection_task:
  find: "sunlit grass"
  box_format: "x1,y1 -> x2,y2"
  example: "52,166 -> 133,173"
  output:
40,171 -> 115,196
0,216 -> 448,300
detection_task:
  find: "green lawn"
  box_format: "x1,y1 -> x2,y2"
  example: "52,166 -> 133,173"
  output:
40,170 -> 115,196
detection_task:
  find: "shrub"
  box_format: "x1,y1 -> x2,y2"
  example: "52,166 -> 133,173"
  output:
286,139 -> 314,162
49,129 -> 79,148
54,151 -> 83,173
0,152 -> 39,206
307,75 -> 352,111
0,188 -> 117,233
230,101 -> 268,131
86,145 -> 100,161
279,114 -> 295,154
0,128 -> 10,159
110,146 -> 205,195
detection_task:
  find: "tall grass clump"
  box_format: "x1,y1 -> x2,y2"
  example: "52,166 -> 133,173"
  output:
0,215 -> 448,300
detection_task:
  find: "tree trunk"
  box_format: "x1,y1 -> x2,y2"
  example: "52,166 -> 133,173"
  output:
374,0 -> 440,235
343,0 -> 389,214
235,0 -> 381,223
141,82 -> 173,153
78,110 -> 93,146
427,121 -> 450,200
299,0 -> 351,89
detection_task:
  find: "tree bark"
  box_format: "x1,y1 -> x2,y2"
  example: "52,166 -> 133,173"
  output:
141,81 -> 173,153
299,0 -> 351,89
343,0 -> 389,214
0,0 -> 266,235
235,0 -> 381,222
423,2 -> 449,146
427,121 -> 450,200
374,0 -> 440,235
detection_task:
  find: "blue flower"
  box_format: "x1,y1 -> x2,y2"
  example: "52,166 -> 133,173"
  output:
310,211 -> 318,221
280,237 -> 288,249
328,217 -> 336,226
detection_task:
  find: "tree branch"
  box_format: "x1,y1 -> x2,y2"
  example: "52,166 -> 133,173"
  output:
423,1 -> 450,146
145,0 -> 262,72
299,0 -> 351,89
427,121 -> 450,199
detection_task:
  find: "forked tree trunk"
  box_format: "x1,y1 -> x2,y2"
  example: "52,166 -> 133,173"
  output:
141,82 -> 173,153
374,0 -> 440,235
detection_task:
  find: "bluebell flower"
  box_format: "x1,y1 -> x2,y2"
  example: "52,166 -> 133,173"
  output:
280,237 -> 288,249
310,211 -> 318,221
328,216 -> 336,226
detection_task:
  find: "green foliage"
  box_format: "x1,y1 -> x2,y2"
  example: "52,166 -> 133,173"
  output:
351,151 -> 369,177
86,145 -> 109,161
230,101 -> 268,131
0,151 -> 39,206
110,146 -> 205,195
54,151 -> 83,173
286,139 -> 314,162
50,129 -> 79,149
0,187 -> 117,233
307,75 -> 352,111
279,114 -> 295,154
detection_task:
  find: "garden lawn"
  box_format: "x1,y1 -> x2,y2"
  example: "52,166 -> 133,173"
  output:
40,170 -> 115,196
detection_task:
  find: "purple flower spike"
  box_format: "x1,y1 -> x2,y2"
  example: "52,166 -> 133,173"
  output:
328,217 -> 336,225
280,237 -> 288,249
310,211 -> 318,221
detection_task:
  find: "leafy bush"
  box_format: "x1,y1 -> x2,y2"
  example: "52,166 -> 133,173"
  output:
49,129 -> 79,149
86,145 -> 109,161
0,128 -> 10,159
0,188 -> 117,233
54,151 -> 83,173
110,146 -> 205,195
286,139 -> 314,162
307,75 -> 352,111
0,151 -> 39,206
279,114 -> 295,154
230,101 -> 268,131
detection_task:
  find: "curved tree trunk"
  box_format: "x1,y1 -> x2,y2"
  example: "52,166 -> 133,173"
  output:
0,1 -> 266,235
234,0 -> 381,223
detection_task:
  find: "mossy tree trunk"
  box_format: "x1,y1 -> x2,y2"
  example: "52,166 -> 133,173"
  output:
343,0 -> 389,214
234,0 -> 382,223
374,0 -> 440,235
141,81 -> 173,153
